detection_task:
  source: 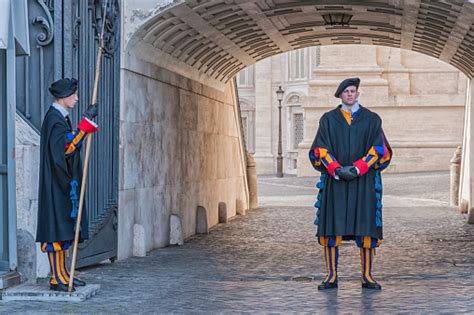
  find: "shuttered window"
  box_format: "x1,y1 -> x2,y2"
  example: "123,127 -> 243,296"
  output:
288,48 -> 308,81
293,112 -> 304,149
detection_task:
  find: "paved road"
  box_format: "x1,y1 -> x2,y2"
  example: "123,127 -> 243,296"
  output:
1,171 -> 474,313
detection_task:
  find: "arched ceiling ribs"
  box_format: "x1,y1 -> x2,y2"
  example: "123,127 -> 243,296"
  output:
127,0 -> 474,83
440,1 -> 474,75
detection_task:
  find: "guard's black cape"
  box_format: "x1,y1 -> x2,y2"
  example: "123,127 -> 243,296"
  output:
36,106 -> 89,242
309,105 -> 392,240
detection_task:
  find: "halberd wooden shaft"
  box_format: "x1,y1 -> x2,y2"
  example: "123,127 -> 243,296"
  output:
68,0 -> 108,293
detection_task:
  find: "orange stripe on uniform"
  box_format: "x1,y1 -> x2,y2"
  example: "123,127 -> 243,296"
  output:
340,109 -> 351,125
363,236 -> 371,249
364,147 -> 378,168
324,246 -> 330,282
319,236 -> 328,247
59,251 -> 70,282
328,247 -> 337,283
53,242 -> 62,252
364,248 -> 375,283
55,252 -> 67,284
48,252 -> 58,285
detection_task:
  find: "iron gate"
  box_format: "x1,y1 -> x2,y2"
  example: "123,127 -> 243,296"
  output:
0,50 -> 9,271
15,0 -> 120,267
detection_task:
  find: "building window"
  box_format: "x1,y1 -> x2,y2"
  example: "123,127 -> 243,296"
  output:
288,48 -> 308,81
293,112 -> 304,150
240,108 -> 255,153
285,94 -> 304,173
241,116 -> 248,147
311,46 -> 321,68
236,65 -> 255,87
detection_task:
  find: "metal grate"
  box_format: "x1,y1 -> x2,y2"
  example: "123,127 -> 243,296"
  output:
0,49 -> 8,270
312,46 -> 321,68
241,116 -> 249,150
293,113 -> 304,149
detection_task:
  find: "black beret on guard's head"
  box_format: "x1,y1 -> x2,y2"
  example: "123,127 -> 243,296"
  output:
49,78 -> 78,98
334,77 -> 360,98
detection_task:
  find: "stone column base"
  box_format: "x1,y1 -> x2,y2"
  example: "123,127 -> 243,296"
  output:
0,271 -> 21,289
253,154 -> 274,175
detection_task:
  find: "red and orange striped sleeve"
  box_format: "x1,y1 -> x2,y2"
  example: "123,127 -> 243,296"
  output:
65,118 -> 98,157
310,147 -> 342,178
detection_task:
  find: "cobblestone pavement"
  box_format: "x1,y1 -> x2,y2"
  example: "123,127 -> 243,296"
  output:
2,171 -> 474,313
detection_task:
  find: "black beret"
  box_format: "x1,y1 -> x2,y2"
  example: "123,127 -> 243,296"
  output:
49,78 -> 78,98
334,77 -> 360,98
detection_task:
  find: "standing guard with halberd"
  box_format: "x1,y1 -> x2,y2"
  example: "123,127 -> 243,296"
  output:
36,78 -> 98,292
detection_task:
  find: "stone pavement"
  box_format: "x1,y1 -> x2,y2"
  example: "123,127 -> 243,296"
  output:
1,171 -> 474,313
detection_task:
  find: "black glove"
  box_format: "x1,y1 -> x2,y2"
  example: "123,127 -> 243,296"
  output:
335,166 -> 358,181
83,103 -> 98,120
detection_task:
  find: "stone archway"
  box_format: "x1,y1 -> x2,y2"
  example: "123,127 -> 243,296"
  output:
125,1 -> 472,80
118,0 -> 474,260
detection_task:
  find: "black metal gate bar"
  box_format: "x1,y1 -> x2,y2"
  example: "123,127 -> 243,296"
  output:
72,0 -> 120,266
0,50 -> 9,271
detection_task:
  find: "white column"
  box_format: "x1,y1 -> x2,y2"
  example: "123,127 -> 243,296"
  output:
459,78 -> 474,223
470,80 -> 474,223
253,57 -> 274,174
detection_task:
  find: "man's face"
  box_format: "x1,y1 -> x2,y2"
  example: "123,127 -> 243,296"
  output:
63,92 -> 79,109
340,86 -> 359,106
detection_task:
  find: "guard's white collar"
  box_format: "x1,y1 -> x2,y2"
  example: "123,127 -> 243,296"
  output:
52,102 -> 69,118
341,101 -> 360,113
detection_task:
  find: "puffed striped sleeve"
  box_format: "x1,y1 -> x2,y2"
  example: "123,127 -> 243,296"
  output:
65,118 -> 98,157
310,146 -> 342,178
353,132 -> 391,176
309,114 -> 342,178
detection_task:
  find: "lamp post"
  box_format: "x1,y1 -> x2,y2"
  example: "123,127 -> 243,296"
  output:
276,86 -> 285,177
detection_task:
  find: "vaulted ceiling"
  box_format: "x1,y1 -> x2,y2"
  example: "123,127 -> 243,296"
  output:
131,0 -> 474,82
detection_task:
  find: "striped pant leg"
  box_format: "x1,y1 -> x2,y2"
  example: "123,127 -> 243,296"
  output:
45,251 -> 68,285
41,242 -> 71,285
318,236 -> 342,284
355,236 -> 379,284
58,250 -> 71,283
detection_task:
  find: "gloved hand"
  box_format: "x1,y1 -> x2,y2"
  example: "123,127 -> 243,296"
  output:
335,166 -> 358,181
83,103 -> 98,120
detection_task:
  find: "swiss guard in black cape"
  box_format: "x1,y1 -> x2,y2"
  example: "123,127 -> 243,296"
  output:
309,78 -> 392,290
36,78 -> 98,292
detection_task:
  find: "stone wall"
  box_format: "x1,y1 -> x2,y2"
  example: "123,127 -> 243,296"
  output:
13,57 -> 250,279
118,55 -> 249,259
14,115 -> 49,281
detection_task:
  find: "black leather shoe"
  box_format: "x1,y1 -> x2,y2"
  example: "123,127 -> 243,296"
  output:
50,283 -> 75,292
73,278 -> 86,287
362,282 -> 382,290
318,281 -> 338,290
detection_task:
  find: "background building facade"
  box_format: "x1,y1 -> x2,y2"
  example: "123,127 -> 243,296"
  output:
237,45 -> 467,175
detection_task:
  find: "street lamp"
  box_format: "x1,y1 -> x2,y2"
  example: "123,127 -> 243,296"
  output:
276,86 -> 285,177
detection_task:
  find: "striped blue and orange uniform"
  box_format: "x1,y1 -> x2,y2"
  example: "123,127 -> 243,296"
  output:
41,115 -> 97,285
318,236 -> 342,284
41,242 -> 71,285
355,237 -> 380,285
313,107 -> 389,285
